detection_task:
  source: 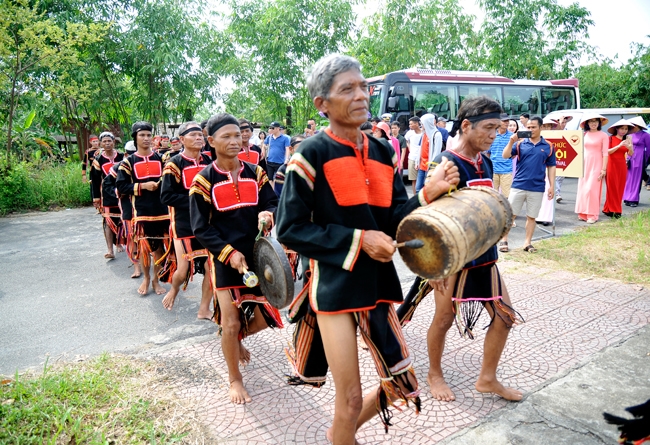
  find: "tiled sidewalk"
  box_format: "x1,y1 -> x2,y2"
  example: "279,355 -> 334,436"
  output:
157,262 -> 650,444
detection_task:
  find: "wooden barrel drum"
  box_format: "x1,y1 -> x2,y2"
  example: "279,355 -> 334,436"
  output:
396,186 -> 513,280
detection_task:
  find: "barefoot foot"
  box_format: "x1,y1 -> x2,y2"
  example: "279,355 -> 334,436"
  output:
116,245 -> 125,253
326,427 -> 361,444
152,281 -> 166,295
197,309 -> 214,321
239,342 -> 251,367
162,288 -> 179,310
131,264 -> 142,279
229,379 -> 251,404
138,278 -> 150,295
475,379 -> 523,401
104,252 -> 115,260
428,373 -> 456,402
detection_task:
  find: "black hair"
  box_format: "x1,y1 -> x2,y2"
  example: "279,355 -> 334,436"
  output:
376,127 -> 390,140
530,116 -> 543,127
290,135 -> 305,147
360,121 -> 373,131
200,120 -> 208,129
206,113 -> 240,137
238,118 -> 252,128
583,118 -> 602,131
455,96 -> 503,136
508,119 -> 519,130
408,116 -> 421,124
370,117 -> 381,124
521,113 -> 530,119
390,121 -> 400,128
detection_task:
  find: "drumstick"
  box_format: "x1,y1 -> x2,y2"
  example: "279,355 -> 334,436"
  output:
394,239 -> 424,249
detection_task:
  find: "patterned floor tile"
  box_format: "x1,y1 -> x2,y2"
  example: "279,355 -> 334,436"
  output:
157,270 -> 650,444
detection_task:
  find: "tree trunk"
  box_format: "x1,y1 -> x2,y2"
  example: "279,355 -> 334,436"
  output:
7,76 -> 18,164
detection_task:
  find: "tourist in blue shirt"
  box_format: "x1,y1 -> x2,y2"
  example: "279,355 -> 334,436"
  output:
499,116 -> 556,253
264,121 -> 291,182
487,117 -> 513,197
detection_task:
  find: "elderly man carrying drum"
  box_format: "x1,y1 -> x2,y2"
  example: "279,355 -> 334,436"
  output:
276,54 -> 459,445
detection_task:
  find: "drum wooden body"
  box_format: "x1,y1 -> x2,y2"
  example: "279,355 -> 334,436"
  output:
396,186 -> 512,280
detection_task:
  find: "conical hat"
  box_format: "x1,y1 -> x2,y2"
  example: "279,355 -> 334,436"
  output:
607,119 -> 635,135
629,115 -> 648,130
579,113 -> 609,129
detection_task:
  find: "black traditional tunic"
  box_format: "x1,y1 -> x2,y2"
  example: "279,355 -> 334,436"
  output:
276,129 -> 425,429
105,163 -> 136,263
237,144 -> 263,166
189,160 -> 282,333
161,152 -> 212,239
399,149 -> 522,339
161,149 -> 181,164
82,148 -> 99,199
116,152 -> 169,259
276,128 -> 430,313
160,152 -> 212,282
189,160 -> 278,290
91,151 -> 124,239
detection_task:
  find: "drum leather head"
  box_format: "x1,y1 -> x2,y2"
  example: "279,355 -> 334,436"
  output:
253,237 -> 294,309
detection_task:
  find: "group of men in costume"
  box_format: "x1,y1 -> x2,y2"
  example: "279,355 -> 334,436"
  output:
88,53 -> 525,445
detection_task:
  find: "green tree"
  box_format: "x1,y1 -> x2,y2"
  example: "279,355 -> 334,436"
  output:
0,0 -> 105,159
116,0 -> 232,127
226,0 -> 357,129
476,0 -> 593,79
350,0 -> 479,77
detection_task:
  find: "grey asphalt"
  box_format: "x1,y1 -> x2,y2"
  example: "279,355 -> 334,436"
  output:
0,209 -> 214,376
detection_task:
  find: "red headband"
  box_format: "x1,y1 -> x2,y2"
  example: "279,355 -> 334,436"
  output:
89,137 -> 99,141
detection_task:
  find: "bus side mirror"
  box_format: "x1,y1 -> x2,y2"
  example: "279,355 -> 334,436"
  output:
387,96 -> 397,111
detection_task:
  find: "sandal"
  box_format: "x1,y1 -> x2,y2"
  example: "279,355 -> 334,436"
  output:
498,241 -> 509,252
523,245 -> 537,253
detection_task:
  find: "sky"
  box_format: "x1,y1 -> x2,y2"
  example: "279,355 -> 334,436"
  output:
458,0 -> 650,64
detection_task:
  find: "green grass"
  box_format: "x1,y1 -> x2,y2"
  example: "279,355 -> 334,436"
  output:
0,354 -> 209,444
508,210 -> 650,285
0,160 -> 91,215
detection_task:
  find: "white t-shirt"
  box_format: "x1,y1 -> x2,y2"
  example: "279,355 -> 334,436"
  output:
405,129 -> 423,162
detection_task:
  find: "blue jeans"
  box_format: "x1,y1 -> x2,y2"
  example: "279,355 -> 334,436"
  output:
415,169 -> 427,193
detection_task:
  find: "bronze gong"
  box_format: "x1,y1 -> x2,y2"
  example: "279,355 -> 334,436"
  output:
253,236 -> 295,309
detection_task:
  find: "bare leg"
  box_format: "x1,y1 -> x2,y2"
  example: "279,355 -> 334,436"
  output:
216,289 -> 251,404
426,273 -> 458,402
238,305 -> 270,367
524,216 -> 536,247
475,279 -> 523,401
318,313 -> 363,445
131,261 -> 142,279
138,257 -> 150,295
197,263 -> 213,320
103,222 -> 115,258
151,247 -> 166,295
162,239 -> 188,310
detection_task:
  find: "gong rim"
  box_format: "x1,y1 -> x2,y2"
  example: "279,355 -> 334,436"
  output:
253,237 -> 294,309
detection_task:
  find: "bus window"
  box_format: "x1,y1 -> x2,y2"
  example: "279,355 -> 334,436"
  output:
459,85 -> 503,111
541,87 -> 576,114
369,84 -> 385,118
412,84 -> 457,120
503,86 -> 541,116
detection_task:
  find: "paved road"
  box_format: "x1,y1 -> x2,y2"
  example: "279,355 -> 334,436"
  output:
0,180 -> 648,375
0,209 -> 214,375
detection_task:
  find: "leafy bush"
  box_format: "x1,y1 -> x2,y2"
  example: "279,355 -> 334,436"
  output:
0,156 -> 90,215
